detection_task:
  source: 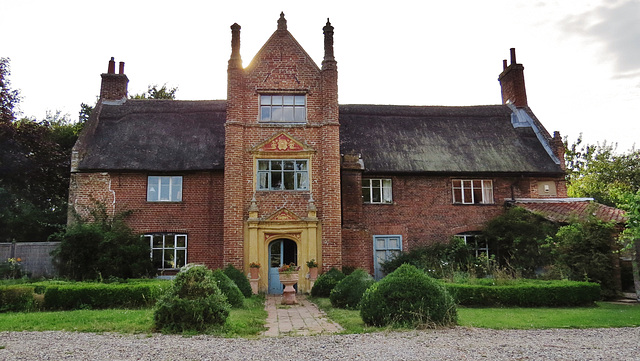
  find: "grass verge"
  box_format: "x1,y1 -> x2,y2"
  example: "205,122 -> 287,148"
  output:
312,298 -> 640,331
309,297 -> 382,334
0,295 -> 267,337
458,302 -> 640,329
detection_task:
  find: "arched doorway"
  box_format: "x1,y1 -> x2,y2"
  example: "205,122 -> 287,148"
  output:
268,239 -> 298,294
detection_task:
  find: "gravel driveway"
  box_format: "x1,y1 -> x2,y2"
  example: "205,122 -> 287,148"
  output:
1,327 -> 639,360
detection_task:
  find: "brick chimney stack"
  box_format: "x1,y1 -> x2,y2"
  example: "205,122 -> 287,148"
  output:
228,23 -> 242,69
100,57 -> 129,101
498,48 -> 528,107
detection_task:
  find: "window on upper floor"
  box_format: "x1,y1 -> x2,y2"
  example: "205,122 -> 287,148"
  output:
452,179 -> 493,204
147,176 -> 182,202
362,178 -> 392,204
145,233 -> 187,270
257,159 -> 309,191
260,94 -> 306,122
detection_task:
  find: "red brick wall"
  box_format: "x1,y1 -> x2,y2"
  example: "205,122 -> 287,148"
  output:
340,174 -> 565,273
223,25 -> 342,271
69,171 -> 225,270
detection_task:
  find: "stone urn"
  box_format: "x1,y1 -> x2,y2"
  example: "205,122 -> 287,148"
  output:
279,272 -> 299,305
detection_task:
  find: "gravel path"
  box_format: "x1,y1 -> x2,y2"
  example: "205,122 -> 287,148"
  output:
1,327 -> 639,360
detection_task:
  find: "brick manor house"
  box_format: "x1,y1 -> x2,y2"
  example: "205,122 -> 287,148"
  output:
70,13 -> 593,293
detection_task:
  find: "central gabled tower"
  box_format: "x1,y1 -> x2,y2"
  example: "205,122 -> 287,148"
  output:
224,13 -> 341,293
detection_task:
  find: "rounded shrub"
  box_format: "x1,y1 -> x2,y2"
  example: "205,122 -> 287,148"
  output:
329,269 -> 375,309
153,265 -> 230,333
310,268 -> 345,297
359,264 -> 457,328
211,269 -> 244,308
223,264 -> 253,298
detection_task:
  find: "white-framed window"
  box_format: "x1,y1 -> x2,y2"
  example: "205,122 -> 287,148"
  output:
373,235 -> 402,280
147,176 -> 182,202
362,178 -> 392,204
455,233 -> 488,258
257,159 -> 309,191
146,233 -> 187,270
452,179 -> 493,204
260,94 -> 306,122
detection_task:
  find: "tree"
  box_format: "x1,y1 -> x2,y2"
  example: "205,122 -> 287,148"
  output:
0,111 -> 81,242
565,135 -> 640,207
619,190 -> 640,301
0,57 -> 21,124
130,84 -> 178,100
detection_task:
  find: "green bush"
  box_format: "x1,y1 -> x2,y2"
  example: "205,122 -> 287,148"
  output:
50,204 -> 155,281
360,264 -> 457,328
329,269 -> 375,309
43,281 -> 168,310
480,207 -> 559,277
211,269 -> 244,308
153,265 -> 230,333
381,238 -> 473,278
553,216 -> 618,298
223,264 -> 252,298
0,286 -> 41,312
445,279 -> 600,307
310,268 -> 345,297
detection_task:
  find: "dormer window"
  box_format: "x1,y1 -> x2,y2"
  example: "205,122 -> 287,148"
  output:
260,94 -> 306,122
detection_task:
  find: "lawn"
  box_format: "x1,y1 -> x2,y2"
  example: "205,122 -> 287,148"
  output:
310,297 -> 640,333
0,295 -> 267,337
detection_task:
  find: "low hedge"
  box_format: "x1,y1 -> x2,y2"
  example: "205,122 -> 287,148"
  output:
445,280 -> 600,307
43,281 -> 170,310
0,286 -> 43,312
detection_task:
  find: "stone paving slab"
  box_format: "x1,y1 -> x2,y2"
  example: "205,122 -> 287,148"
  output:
263,294 -> 343,337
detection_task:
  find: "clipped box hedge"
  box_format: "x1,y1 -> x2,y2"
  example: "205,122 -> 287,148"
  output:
0,285 -> 43,312
43,281 -> 170,310
444,280 -> 600,307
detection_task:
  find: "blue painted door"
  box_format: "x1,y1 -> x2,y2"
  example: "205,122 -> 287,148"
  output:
373,235 -> 402,280
268,239 -> 298,294
268,241 -> 284,294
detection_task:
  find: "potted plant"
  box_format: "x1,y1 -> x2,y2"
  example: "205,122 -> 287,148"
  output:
249,262 -> 260,279
306,259 -> 319,280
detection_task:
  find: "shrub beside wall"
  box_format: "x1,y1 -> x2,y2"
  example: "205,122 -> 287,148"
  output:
223,264 -> 252,298
0,286 -> 42,312
445,280 -> 601,307
311,268 -> 345,297
360,264 -> 457,328
329,269 -> 375,309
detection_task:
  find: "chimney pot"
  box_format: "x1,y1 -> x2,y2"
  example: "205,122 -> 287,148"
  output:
510,48 -> 516,65
108,57 -> 116,74
118,62 -> 125,74
503,59 -> 507,71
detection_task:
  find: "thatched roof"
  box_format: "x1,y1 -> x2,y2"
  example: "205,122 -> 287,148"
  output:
339,104 -> 563,175
74,101 -> 563,176
76,100 -> 226,172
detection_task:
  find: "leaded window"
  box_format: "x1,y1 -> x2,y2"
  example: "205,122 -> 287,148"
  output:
362,178 -> 392,204
257,159 -> 309,191
146,233 -> 187,270
260,95 -> 306,122
147,176 -> 182,202
452,179 -> 493,204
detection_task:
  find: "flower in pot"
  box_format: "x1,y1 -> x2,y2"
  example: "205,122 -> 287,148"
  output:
278,263 -> 301,274
306,259 -> 319,280
249,262 -> 260,279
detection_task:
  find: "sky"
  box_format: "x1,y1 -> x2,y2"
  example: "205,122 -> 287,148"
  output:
3,0 -> 639,152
